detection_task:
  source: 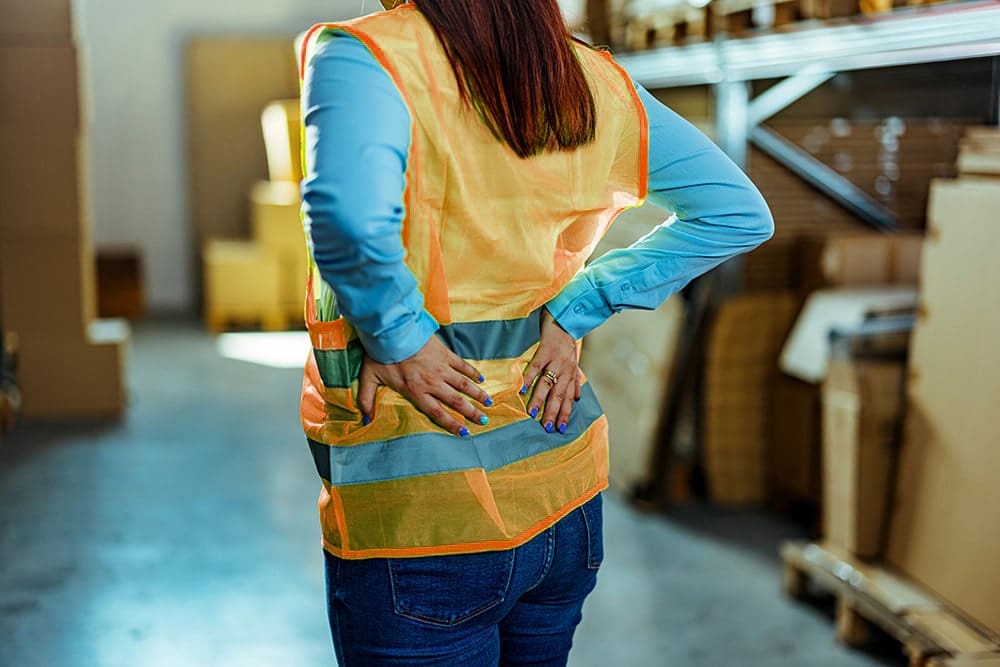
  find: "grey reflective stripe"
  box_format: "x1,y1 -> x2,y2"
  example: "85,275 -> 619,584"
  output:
314,343 -> 365,389
436,309 -> 541,361
314,310 -> 542,388
307,382 -> 603,486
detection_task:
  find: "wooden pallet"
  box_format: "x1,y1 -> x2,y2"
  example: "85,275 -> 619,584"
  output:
205,312 -> 290,334
622,6 -> 708,50
782,541 -> 1000,667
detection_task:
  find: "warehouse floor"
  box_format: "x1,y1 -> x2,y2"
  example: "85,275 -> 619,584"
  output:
0,321 -> 905,667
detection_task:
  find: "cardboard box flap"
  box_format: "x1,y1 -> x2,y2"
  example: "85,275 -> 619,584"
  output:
780,287 -> 917,383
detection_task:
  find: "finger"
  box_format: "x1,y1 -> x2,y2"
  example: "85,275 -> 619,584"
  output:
555,376 -> 575,435
522,354 -> 549,396
527,368 -> 555,424
449,354 -> 486,384
540,368 -> 570,434
445,370 -> 493,411
575,369 -> 583,402
412,393 -> 468,436
431,383 -> 485,427
357,366 -> 378,424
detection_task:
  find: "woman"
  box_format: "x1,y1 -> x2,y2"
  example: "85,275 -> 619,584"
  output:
299,0 -> 773,664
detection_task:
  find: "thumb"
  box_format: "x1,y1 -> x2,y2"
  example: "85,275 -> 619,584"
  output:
357,364 -> 378,424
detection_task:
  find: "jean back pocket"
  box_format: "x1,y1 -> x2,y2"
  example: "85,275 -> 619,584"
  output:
388,549 -> 515,627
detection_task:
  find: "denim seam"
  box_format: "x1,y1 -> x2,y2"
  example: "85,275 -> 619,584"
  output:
526,527 -> 556,592
580,504 -> 602,570
386,550 -> 516,628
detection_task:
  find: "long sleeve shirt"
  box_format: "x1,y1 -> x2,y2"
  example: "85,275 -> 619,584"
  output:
301,30 -> 774,364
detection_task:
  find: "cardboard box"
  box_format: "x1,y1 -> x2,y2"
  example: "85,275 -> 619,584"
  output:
0,127 -> 87,242
187,38 -> 299,248
0,0 -> 74,40
250,181 -> 308,317
0,237 -> 97,337
704,292 -> 798,505
251,181 -> 304,253
887,178 -> 1000,635
957,147 -> 1000,177
0,44 -> 81,129
799,0 -> 859,18
799,233 -> 924,295
203,239 -> 284,330
823,357 -> 905,557
962,126 -> 1000,151
261,99 -> 303,184
15,320 -> 129,420
581,296 -> 683,492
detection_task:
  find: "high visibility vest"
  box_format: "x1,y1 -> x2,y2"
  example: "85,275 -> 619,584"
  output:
299,4 -> 648,559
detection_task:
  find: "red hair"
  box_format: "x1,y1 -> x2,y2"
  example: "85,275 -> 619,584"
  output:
415,0 -> 597,158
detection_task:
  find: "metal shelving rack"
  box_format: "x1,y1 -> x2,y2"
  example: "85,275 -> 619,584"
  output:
614,0 -> 1000,231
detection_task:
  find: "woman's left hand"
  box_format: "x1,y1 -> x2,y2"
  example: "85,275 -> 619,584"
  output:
522,310 -> 583,434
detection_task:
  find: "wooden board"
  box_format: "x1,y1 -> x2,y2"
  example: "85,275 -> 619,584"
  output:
886,178 -> 1000,635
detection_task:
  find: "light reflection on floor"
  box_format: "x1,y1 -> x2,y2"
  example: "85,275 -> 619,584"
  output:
216,331 -> 312,369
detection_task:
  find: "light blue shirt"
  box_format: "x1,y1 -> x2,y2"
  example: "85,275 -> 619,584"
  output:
301,31 -> 774,364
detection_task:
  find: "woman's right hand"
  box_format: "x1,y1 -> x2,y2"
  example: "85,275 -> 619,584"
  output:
521,310 -> 584,435
357,335 -> 493,436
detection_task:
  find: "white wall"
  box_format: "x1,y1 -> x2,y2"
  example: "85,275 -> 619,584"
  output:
76,0 -> 365,311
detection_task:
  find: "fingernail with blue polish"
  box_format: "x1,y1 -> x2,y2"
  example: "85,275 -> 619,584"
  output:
459,427 -> 470,437
478,374 -> 485,383
479,415 -> 489,425
484,397 -> 494,407
530,406 -> 539,419
544,421 -> 554,433
559,423 -> 567,434
362,415 -> 371,426
520,385 -> 528,395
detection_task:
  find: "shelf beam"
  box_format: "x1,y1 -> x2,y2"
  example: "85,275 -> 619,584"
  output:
616,1 -> 1000,231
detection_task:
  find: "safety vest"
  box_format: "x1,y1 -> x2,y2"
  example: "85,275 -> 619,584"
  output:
299,4 -> 648,559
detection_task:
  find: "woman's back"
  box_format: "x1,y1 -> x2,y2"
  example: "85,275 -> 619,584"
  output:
306,6 -> 646,324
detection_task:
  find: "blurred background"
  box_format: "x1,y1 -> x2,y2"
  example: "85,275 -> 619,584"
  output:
1,0 -> 999,665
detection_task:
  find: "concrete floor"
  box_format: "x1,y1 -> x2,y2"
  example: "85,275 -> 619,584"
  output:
0,321 -> 905,667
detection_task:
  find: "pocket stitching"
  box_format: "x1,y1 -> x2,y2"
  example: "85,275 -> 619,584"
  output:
580,500 -> 603,570
388,550 -> 515,628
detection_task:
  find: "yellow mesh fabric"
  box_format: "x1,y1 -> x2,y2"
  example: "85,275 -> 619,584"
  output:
321,418 -> 609,558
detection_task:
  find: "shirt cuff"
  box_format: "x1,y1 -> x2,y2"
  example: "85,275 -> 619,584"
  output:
356,309 -> 440,365
544,273 -> 615,340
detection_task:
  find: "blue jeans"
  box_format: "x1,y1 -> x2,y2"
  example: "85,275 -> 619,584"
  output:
324,493 -> 604,666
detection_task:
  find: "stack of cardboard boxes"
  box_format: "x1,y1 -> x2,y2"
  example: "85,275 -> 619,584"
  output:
202,99 -> 307,332
783,127 -> 1000,648
0,0 -> 128,419
771,233 -> 922,514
